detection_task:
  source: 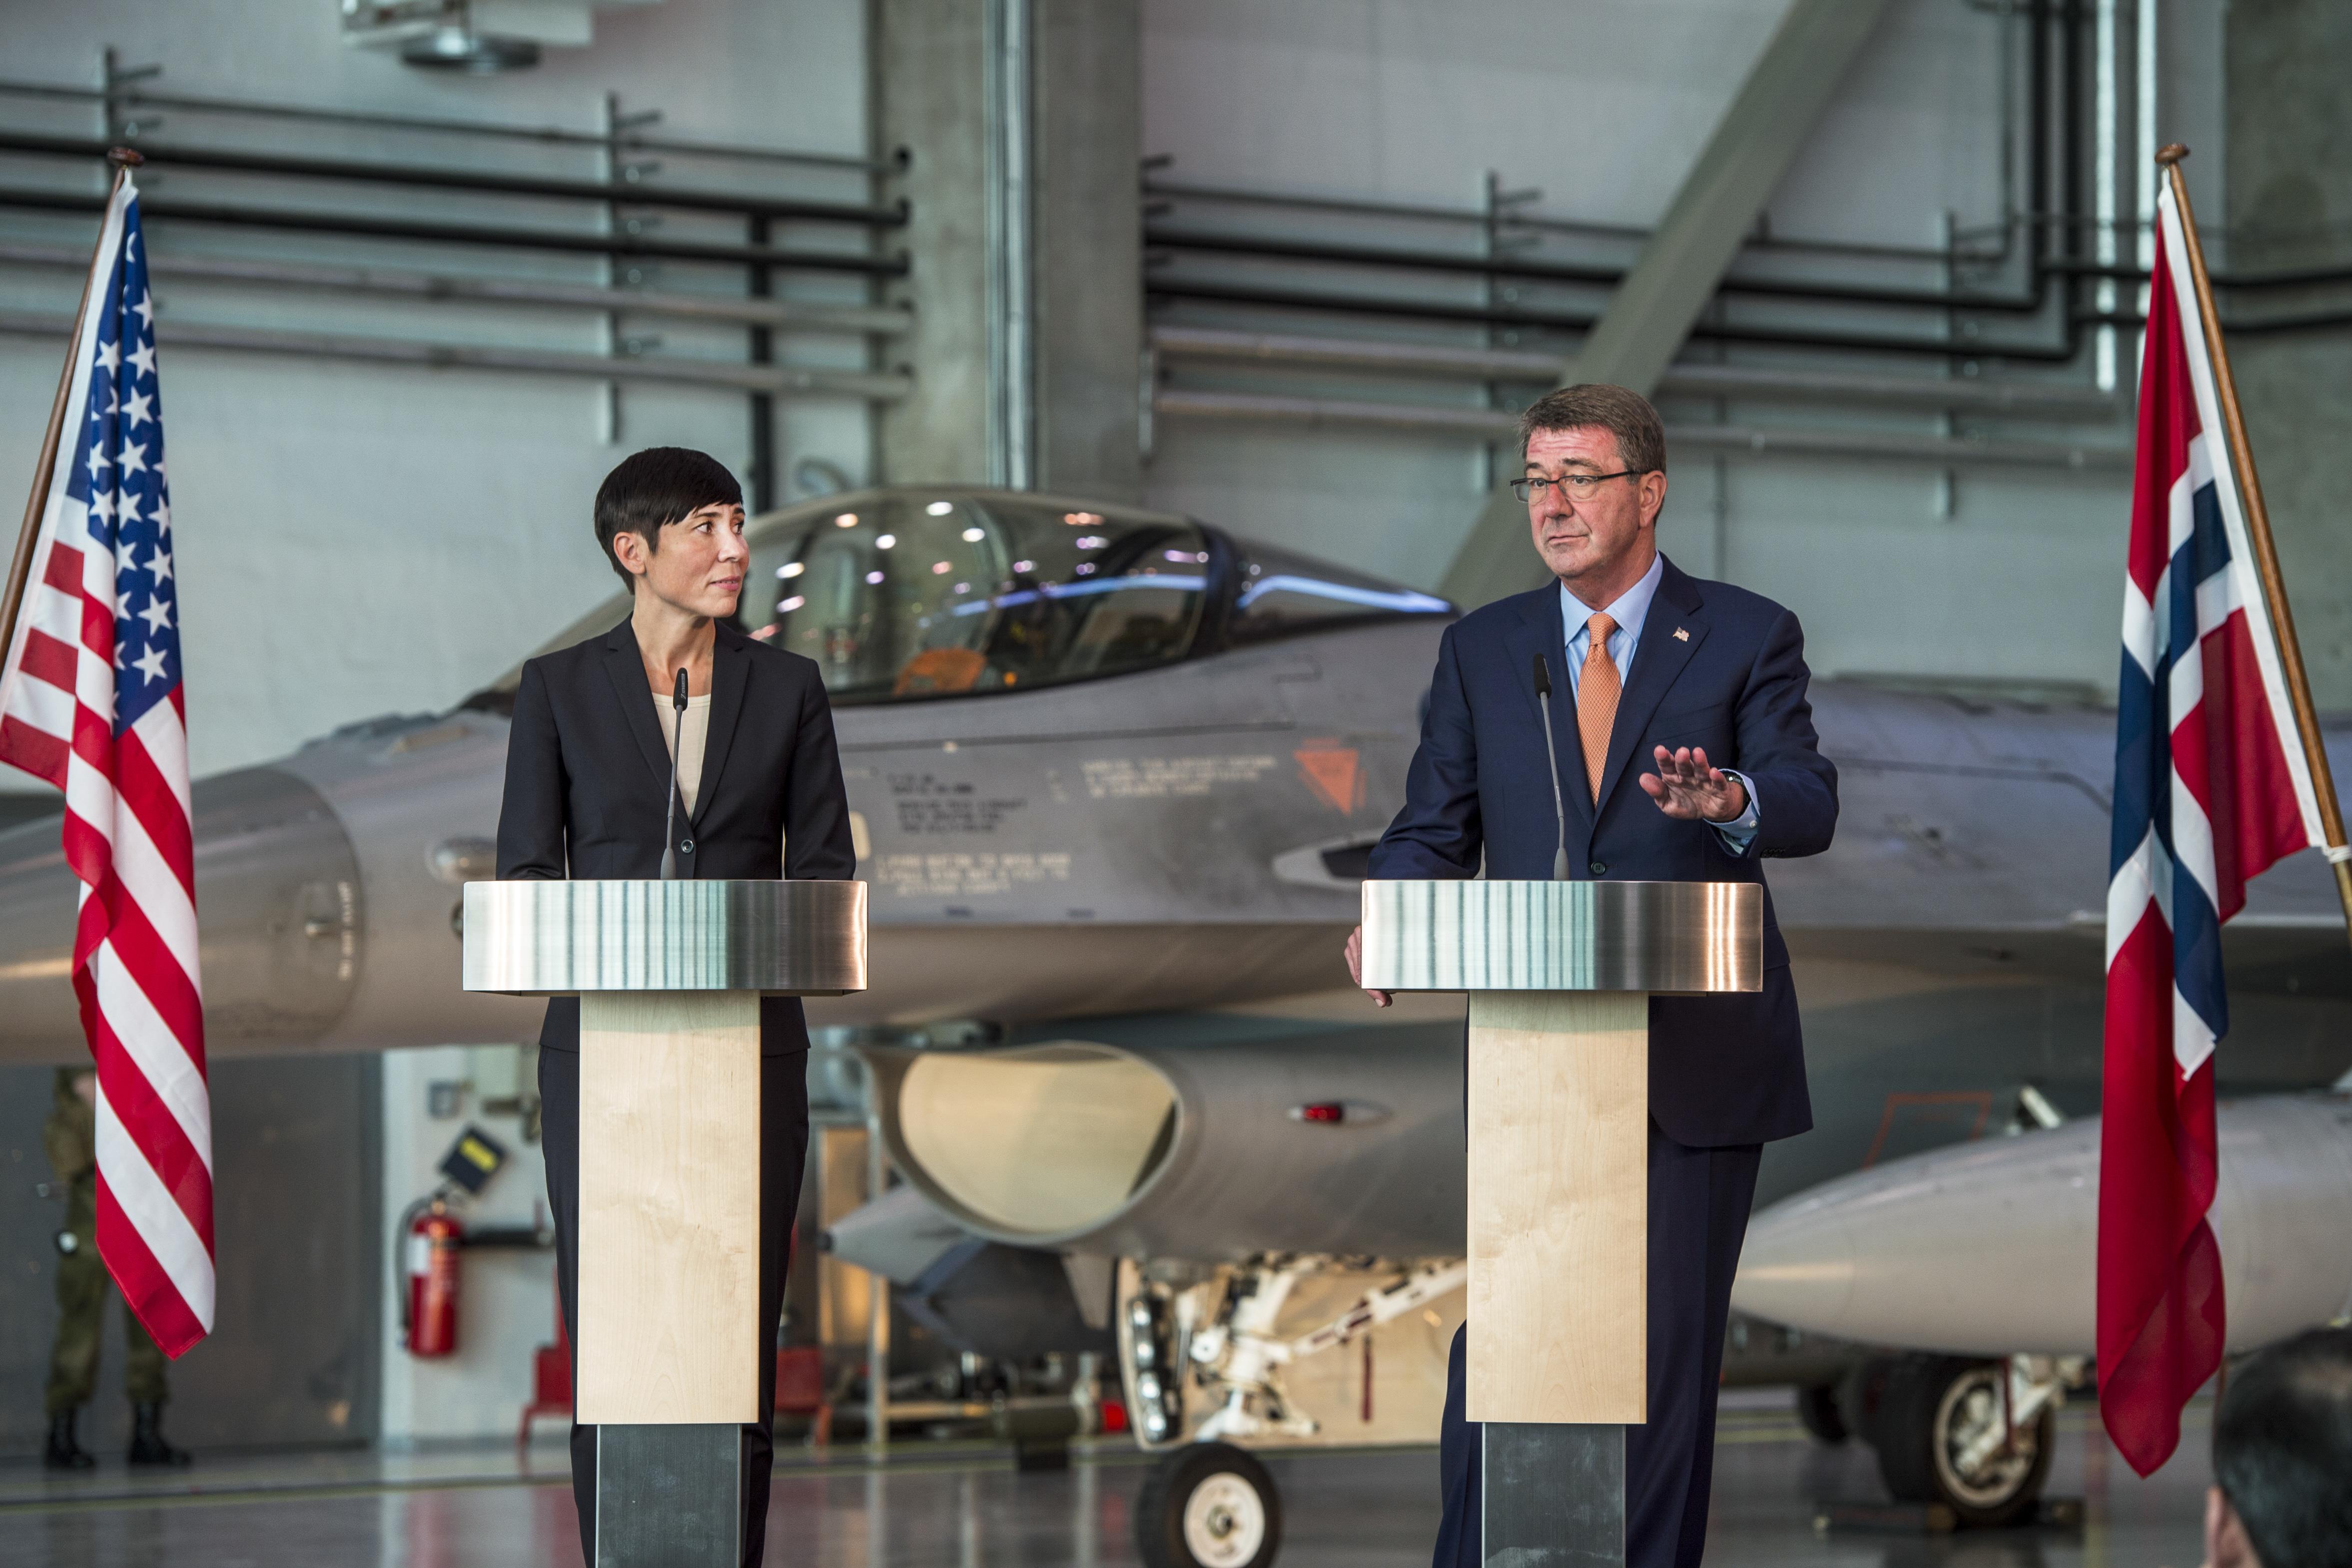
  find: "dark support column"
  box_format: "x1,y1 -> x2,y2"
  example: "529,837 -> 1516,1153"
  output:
747,215 -> 776,511
1481,1423 -> 1625,1568
596,1424 -> 743,1568
2227,0 -> 2352,710
874,0 -> 1141,497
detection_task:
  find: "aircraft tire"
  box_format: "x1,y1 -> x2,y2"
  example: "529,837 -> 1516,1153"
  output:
1134,1441 -> 1283,1568
1794,1382 -> 1848,1445
1867,1355 -> 2053,1528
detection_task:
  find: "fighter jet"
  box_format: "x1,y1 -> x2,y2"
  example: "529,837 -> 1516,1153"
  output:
0,485 -> 1457,1056
799,580 -> 2352,1544
4,486 -> 2350,1557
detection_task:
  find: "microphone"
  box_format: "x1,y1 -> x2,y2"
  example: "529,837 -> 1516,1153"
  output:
659,667 -> 688,881
1531,654 -> 1570,881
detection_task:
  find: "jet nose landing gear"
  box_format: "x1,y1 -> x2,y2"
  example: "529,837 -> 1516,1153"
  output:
1136,1442 -> 1282,1568
1858,1353 -> 2066,1529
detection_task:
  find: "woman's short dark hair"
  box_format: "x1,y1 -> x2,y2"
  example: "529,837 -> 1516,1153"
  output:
2213,1326 -> 2352,1568
1516,383 -> 1667,475
593,448 -> 744,589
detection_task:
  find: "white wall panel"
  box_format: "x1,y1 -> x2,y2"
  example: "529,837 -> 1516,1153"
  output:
1141,0 -> 1792,222
0,0 -> 870,784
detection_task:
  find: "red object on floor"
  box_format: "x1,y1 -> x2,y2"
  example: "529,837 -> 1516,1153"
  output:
516,1274 -> 574,1446
520,1232 -> 831,1444
775,1346 -> 825,1414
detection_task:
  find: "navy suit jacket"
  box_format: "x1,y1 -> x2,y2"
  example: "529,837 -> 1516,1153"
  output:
494,617 -> 857,1056
1368,555 -> 1836,1146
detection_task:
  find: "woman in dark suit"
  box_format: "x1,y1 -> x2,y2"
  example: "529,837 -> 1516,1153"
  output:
495,447 -> 855,1567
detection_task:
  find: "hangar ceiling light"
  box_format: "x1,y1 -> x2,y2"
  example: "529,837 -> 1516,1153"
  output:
341,0 -> 663,73
401,24 -> 541,72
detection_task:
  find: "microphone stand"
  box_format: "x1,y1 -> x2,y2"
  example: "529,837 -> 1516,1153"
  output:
1531,654 -> 1571,881
659,667 -> 688,881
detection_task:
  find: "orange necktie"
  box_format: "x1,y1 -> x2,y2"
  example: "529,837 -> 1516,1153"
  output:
1577,612 -> 1620,801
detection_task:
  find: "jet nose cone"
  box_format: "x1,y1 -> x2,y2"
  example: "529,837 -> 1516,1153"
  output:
1733,1123 -> 2103,1357
1725,1197 -> 1859,1333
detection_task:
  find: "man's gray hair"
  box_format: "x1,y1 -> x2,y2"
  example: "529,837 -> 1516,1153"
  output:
1517,384 -> 1667,474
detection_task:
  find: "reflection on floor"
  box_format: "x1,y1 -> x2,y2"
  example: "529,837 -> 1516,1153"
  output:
0,1393 -> 2211,1567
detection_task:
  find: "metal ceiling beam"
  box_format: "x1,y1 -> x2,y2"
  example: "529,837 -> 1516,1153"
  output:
1438,0 -> 1896,610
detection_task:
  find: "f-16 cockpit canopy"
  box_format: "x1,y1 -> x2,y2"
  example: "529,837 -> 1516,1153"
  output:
479,487 -> 1451,708
749,489 -> 1450,703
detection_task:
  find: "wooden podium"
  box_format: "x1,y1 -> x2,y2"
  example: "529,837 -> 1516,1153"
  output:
463,878 -> 868,1568
1358,879 -> 1760,1567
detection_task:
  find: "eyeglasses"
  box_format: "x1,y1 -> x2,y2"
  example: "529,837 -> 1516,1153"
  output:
1510,470 -> 1645,503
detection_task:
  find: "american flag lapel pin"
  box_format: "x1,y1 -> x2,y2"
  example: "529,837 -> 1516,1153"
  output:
1673,627 -> 1689,641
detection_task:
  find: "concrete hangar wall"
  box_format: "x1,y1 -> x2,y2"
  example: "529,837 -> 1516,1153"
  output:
0,0 -> 874,782
0,0 -> 875,1456
0,0 -> 2287,790
0,0 -> 2342,1456
1135,0 -> 2347,711
1140,0 -> 2231,701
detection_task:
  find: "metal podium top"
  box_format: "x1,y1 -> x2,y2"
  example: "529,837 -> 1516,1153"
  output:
1358,880 -> 1761,993
460,879 -> 868,996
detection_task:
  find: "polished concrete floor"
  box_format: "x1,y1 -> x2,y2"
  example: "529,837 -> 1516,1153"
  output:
0,1393 -> 2213,1567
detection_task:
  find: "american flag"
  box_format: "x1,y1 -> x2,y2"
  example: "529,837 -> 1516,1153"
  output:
2099,174 -> 2324,1476
0,174 -> 213,1357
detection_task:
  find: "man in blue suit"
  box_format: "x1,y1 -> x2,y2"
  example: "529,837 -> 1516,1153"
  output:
1346,384 -> 1838,1568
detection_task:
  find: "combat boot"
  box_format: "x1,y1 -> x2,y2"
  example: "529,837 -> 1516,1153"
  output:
44,1410 -> 95,1470
127,1402 -> 190,1467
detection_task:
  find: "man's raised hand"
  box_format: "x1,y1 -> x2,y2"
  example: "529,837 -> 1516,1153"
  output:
1640,745 -> 1747,823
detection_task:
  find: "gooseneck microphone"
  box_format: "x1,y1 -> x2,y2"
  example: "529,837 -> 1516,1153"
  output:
1531,654 -> 1571,881
659,667 -> 688,882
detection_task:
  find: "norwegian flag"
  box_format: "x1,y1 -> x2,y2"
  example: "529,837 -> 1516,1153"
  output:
2099,176 -> 2325,1475
0,174 -> 213,1356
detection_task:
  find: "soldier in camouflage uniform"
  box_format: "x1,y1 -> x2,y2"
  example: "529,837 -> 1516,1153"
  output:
43,1068 -> 190,1469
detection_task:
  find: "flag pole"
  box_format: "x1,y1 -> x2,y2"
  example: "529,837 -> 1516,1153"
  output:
2157,143 -> 2352,948
0,150 -> 140,672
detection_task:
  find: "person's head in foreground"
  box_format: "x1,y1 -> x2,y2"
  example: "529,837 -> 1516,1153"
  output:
2204,1326 -> 2352,1568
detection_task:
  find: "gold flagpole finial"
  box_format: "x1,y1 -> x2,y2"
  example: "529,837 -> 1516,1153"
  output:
2155,143 -> 2189,167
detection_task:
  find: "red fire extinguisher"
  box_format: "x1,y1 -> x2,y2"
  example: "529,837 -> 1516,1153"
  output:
402,1200 -> 464,1357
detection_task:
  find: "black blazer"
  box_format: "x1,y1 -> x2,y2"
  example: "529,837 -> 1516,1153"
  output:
1368,556 -> 1838,1146
494,617 -> 857,1056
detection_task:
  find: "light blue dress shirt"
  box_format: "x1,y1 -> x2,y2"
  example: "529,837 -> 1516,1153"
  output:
1560,554 -> 1760,852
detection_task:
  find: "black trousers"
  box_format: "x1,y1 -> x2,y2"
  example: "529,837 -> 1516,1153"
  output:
538,1045 -> 812,1568
1431,1122 -> 1762,1568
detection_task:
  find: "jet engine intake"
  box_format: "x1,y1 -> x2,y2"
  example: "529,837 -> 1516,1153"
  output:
861,1019 -> 1465,1260
0,767 -> 365,1062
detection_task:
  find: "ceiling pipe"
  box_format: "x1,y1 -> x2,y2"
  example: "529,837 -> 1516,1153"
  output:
0,75 -> 890,173
1147,325 -> 2125,419
1146,279 -> 2089,363
0,310 -> 912,401
0,131 -> 905,228
1150,388 -> 2129,472
0,184 -> 907,275
0,241 -> 916,335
